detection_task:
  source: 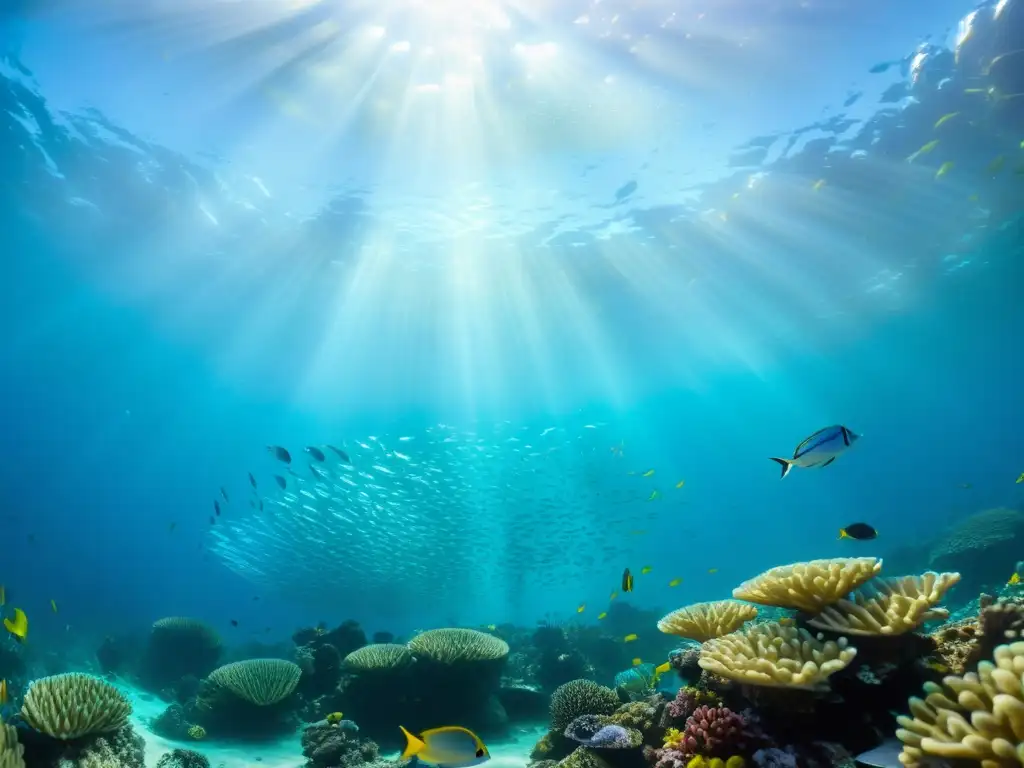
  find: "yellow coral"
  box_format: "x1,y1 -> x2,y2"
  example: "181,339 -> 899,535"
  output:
657,601 -> 758,642
187,724 -> 205,740
726,758 -> 745,768
709,760 -> 724,768
663,728 -> 684,749
733,558 -> 881,612
686,758 -> 705,768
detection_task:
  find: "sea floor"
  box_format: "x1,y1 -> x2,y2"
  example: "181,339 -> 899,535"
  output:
116,681 -> 545,768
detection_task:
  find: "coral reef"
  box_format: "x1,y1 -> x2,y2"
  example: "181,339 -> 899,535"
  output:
22,724 -> 145,768
344,644 -> 415,671
207,659 -> 302,706
0,716 -> 24,768
927,507 -> 1024,594
733,558 -> 882,612
301,720 -> 379,768
150,703 -> 195,741
657,602 -> 759,642
408,628 -> 509,664
551,680 -> 621,731
21,673 -> 132,739
677,706 -> 747,758
141,618 -> 222,690
668,648 -> 702,684
155,749 -> 210,768
564,714 -> 642,749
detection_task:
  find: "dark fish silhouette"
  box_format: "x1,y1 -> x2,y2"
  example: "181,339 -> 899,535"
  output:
305,446 -> 326,462
268,446 -> 292,464
327,445 -> 350,463
274,475 -> 287,490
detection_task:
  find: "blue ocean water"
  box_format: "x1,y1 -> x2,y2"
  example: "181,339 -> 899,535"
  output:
1,0 -> 1024,764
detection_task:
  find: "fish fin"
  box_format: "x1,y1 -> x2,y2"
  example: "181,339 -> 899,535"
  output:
840,426 -> 851,446
400,727 -> 425,761
769,457 -> 793,479
822,457 -> 836,467
838,529 -> 848,539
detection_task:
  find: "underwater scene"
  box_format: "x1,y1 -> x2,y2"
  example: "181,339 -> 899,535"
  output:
2,0 -> 1024,767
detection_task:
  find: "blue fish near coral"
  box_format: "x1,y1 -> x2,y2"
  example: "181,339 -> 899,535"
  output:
769,425 -> 859,479
400,725 -> 490,768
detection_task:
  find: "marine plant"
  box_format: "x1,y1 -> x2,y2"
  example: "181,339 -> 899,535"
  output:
678,706 -> 747,759
732,558 -> 881,612
657,602 -> 759,643
21,673 -> 132,739
698,623 -> 856,690
550,679 -> 620,731
207,658 -> 302,706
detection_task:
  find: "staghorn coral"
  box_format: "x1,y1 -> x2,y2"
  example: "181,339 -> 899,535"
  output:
21,673 -> 132,739
408,628 -> 509,664
698,622 -> 856,690
344,643 -> 415,671
806,572 -> 961,636
550,680 -> 620,731
658,602 -> 759,642
732,558 -> 881,612
0,716 -> 24,768
208,659 -> 301,706
896,639 -> 1024,767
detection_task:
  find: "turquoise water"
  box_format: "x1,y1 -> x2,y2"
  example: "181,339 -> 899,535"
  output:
1,0 -> 1024,766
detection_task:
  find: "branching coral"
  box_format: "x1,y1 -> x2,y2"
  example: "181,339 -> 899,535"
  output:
896,640 -> 1024,767
732,558 -> 881,612
408,628 -> 509,664
208,659 -> 301,706
21,673 -> 132,739
0,716 -> 24,768
698,622 -> 856,690
658,602 -> 759,642
806,572 -> 961,636
550,680 -> 620,731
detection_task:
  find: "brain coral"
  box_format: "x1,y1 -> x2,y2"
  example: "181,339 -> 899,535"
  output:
21,673 -> 132,739
408,628 -> 509,664
550,680 -> 620,731
208,659 -> 301,706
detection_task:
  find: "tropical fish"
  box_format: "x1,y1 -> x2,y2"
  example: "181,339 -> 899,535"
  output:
769,425 -> 859,479
0,585 -> 5,607
399,725 -> 490,768
274,475 -> 287,490
214,500 -> 221,516
4,609 -> 27,642
577,604 -> 585,614
839,522 -> 877,541
306,446 -> 326,462
326,712 -> 344,724
50,600 -> 57,613
647,490 -> 660,501
675,480 -> 685,489
934,112 -> 959,129
779,617 -> 795,627
624,633 -> 638,642
906,140 -> 939,162
597,612 -> 607,620
935,161 -> 954,179
812,179 -> 826,191
609,591 -> 618,601
642,469 -> 655,478
1016,472 -> 1023,484
268,446 -> 292,463
632,658 -> 643,666
327,445 -> 350,463
707,568 -> 718,574
220,487 -> 230,502
668,578 -> 682,587
1010,573 -> 1021,586
641,566 -> 652,575
248,472 -> 257,488
0,679 -> 6,705
622,568 -> 634,593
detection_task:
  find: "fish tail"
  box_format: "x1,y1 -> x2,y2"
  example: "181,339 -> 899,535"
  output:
400,726 -> 425,761
838,529 -> 848,540
769,457 -> 793,479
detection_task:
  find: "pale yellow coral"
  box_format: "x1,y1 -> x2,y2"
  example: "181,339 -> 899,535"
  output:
657,600 -> 758,642
21,673 -> 131,739
897,640 -> 1024,767
0,716 -> 24,768
807,572 -> 961,636
732,558 -> 882,612
698,621 -> 856,690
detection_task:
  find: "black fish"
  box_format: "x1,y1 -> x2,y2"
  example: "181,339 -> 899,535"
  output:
305,446 -> 326,462
220,487 -> 230,502
327,445 -> 350,463
214,500 -> 221,516
248,472 -> 257,488
268,446 -> 292,464
230,619 -> 238,627
839,522 -> 877,541
274,475 -> 287,490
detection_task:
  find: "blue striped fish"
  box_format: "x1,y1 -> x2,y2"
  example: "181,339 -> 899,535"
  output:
770,425 -> 859,479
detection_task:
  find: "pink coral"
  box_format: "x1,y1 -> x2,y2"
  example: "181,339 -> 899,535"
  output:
667,688 -> 699,721
653,747 -> 688,768
681,705 -> 745,758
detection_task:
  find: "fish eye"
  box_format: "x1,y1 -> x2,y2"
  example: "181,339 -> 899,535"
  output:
476,749 -> 485,758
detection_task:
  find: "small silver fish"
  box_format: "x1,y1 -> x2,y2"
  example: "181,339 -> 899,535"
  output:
769,425 -> 859,479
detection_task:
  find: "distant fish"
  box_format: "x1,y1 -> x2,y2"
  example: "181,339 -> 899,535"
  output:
622,568 -> 634,593
647,490 -> 660,501
1016,472 -> 1024,484
597,612 -> 607,620
169,522 -> 176,532
668,578 -> 682,587
839,522 -> 877,541
675,480 -> 685,489
0,585 -> 5,607
907,140 -> 939,162
50,600 -> 57,614
248,472 -> 258,489
934,112 -> 959,129
220,487 -> 230,502
812,179 -> 826,191
326,712 -> 344,725
577,603 -> 585,614
935,161 -> 954,179
707,568 -> 718,574
609,591 -> 618,601
274,475 -> 287,490
640,566 -> 652,575
0,679 -> 6,705
268,446 -> 292,464
305,446 -> 326,462
230,619 -> 238,627
623,633 -> 638,643
769,425 -> 859,479
632,657 -> 643,666
327,445 -> 351,463
399,725 -> 490,768
4,608 -> 27,642
1010,572 -> 1021,586
641,469 -> 655,478
214,500 -> 221,517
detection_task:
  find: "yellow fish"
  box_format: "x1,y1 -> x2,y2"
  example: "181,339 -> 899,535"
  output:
964,88 -> 986,94
707,568 -> 719,574
50,600 -> 57,614
610,591 -> 618,601
668,578 -> 683,587
779,617 -> 796,627
655,661 -> 671,675
647,490 -> 660,501
642,469 -> 655,478
485,625 -> 497,631
632,657 -> 643,666
934,112 -> 959,129
641,566 -> 653,575
935,161 -> 954,179
4,608 -> 27,642
399,725 -> 490,768
812,179 -> 826,191
1010,573 -> 1022,586
0,679 -> 6,705
597,612 -> 607,620
907,139 -> 939,162
988,156 -> 1006,174
623,633 -> 638,642
675,480 -> 685,489
0,585 -> 5,607
577,603 -> 586,614
326,712 -> 344,724
1015,472 -> 1024,483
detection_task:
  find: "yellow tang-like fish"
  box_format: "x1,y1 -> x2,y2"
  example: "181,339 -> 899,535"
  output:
647,490 -> 660,501
935,161 -> 954,179
632,658 -> 643,666
642,469 -> 655,478
1010,573 -> 1021,586
641,566 -> 653,575
51,600 -> 58,614
654,661 -> 671,677
4,608 -> 27,642
675,480 -> 685,489
1017,472 -> 1024,484
623,633 -> 638,643
812,179 -> 826,191
609,591 -> 618,601
707,568 -> 719,574
399,725 -> 490,768
668,578 -> 682,587
576,603 -> 585,614
934,112 -> 959,129
907,139 -> 939,162
597,612 -> 607,620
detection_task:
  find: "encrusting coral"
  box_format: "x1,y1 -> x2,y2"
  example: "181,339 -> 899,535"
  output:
732,558 -> 882,613
806,572 -> 961,636
698,622 -> 856,690
21,673 -> 132,739
658,602 -> 759,643
896,640 -> 1024,767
